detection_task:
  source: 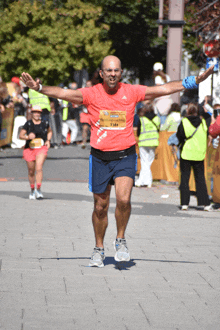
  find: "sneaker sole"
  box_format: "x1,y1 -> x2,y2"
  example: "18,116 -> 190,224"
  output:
36,194 -> 43,199
89,261 -> 104,268
114,240 -> 130,262
114,253 -> 130,262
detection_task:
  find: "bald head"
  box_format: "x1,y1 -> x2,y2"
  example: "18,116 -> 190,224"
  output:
101,56 -> 121,70
99,55 -> 122,93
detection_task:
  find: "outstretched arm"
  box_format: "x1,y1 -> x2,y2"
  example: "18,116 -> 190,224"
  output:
144,65 -> 215,101
20,72 -> 83,104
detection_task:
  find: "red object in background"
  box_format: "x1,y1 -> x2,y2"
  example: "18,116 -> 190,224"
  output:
66,131 -> 71,144
203,40 -> 220,57
11,76 -> 20,86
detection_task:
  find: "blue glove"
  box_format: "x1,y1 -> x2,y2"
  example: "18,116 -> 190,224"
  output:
182,76 -> 198,89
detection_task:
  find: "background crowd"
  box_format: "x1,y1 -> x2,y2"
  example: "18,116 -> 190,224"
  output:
0,62 -> 220,207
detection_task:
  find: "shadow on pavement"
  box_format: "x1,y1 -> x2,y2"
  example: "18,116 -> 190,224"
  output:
0,190 -> 204,218
36,256 -> 203,270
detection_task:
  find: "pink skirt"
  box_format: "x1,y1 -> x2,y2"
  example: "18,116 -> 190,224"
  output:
23,146 -> 48,162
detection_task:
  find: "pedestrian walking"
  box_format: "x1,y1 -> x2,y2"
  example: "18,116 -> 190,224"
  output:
21,56 -> 214,266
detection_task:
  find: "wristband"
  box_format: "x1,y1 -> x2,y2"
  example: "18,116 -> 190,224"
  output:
38,84 -> 42,92
182,76 -> 198,89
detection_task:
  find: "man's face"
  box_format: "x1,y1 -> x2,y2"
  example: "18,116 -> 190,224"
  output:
100,59 -> 122,89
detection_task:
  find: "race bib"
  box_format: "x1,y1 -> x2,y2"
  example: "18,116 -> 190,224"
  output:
99,110 -> 126,130
29,138 -> 44,149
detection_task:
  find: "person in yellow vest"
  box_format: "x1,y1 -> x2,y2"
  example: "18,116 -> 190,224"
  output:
176,103 -> 212,211
28,78 -> 51,121
135,103 -> 160,187
61,85 -> 79,144
160,102 -> 181,132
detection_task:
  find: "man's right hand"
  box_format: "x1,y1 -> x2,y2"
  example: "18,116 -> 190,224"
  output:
20,72 -> 84,105
20,73 -> 39,91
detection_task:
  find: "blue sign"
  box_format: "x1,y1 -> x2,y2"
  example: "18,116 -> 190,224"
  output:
206,57 -> 219,72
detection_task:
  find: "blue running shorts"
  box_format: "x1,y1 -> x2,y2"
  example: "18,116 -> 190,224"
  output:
89,153 -> 137,194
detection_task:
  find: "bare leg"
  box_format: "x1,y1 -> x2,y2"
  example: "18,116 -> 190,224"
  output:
26,161 -> 35,186
82,124 -> 89,145
35,153 -> 47,186
92,185 -> 111,248
114,176 -> 133,239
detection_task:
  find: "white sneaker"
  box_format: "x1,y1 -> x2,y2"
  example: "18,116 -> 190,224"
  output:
35,189 -> 43,199
135,182 -> 148,187
181,205 -> 188,211
204,204 -> 213,212
114,238 -> 130,262
89,248 -> 105,267
29,191 -> 36,200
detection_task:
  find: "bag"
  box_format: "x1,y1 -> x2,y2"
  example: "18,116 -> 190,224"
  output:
29,138 -> 44,149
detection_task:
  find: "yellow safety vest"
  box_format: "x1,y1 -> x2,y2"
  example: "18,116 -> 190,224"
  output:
62,100 -> 69,121
138,116 -> 160,147
181,117 -> 207,161
28,89 -> 51,111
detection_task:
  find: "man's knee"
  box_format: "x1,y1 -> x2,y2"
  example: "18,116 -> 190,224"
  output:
94,201 -> 109,219
116,196 -> 131,210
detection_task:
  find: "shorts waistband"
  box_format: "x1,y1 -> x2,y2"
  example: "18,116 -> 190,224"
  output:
91,145 -> 136,161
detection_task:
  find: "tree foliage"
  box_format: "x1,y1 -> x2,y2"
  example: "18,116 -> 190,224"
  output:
2,0 -> 217,83
164,0 -> 220,66
0,0 -> 112,84
185,0 -> 220,65
83,0 -> 168,81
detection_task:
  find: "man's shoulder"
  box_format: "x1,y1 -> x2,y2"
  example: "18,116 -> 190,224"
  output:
119,83 -> 144,90
83,83 -> 102,91
80,83 -> 102,96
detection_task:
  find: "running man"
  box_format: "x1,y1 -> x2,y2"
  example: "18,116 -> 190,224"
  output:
21,56 -> 214,267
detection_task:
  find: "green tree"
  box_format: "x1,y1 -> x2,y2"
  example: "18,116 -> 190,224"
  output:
83,0 -> 167,82
0,0 -> 112,84
0,0 -> 15,12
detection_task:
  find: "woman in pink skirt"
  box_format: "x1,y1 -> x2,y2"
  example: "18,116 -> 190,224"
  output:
19,105 -> 52,199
